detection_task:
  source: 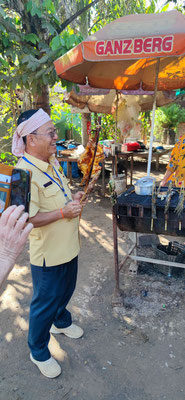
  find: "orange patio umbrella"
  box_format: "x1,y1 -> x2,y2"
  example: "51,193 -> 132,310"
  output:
54,10 -> 185,178
54,11 -> 185,91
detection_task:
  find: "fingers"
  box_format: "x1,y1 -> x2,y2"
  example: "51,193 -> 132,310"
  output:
14,211 -> 29,233
73,191 -> 85,202
75,191 -> 84,197
0,205 -> 33,241
70,200 -> 82,210
0,205 -> 17,226
2,205 -> 25,229
72,200 -> 82,205
63,201 -> 82,218
20,222 -> 33,242
73,206 -> 82,216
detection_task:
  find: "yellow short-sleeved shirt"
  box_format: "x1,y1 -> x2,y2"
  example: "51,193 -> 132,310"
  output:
18,152 -> 80,266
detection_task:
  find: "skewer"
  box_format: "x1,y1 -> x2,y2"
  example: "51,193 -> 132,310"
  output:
164,181 -> 173,231
80,170 -> 101,204
156,182 -> 162,197
151,180 -> 157,231
79,170 -> 102,221
174,182 -> 185,230
125,188 -> 135,197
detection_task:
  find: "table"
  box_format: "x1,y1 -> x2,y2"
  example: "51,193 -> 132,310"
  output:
113,152 -> 134,184
57,155 -> 107,194
132,148 -> 171,170
57,152 -> 134,195
57,148 -> 171,193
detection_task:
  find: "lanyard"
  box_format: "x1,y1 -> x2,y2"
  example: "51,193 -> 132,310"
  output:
22,156 -> 70,201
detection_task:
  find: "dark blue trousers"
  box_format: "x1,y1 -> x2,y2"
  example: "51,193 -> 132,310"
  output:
28,256 -> 78,361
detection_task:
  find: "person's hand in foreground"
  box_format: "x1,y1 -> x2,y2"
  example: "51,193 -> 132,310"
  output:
0,205 -> 33,287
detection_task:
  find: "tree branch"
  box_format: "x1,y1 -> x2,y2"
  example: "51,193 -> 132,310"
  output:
88,15 -> 104,34
58,0 -> 100,34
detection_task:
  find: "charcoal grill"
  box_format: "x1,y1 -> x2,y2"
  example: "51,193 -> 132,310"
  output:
112,186 -> 185,306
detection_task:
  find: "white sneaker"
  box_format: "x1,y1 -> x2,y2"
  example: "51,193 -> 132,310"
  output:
50,323 -> 84,339
30,353 -> 61,378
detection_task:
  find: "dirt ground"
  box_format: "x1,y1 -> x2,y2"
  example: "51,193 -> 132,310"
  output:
0,157 -> 185,400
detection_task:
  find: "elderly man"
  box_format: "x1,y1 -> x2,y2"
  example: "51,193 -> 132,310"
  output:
12,109 -> 84,379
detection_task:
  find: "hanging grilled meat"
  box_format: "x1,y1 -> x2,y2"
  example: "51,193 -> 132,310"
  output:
78,135 -> 105,186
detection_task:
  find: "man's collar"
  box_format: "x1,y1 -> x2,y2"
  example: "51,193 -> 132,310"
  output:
23,152 -> 52,172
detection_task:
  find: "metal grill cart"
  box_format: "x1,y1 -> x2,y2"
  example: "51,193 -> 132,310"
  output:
112,187 -> 185,306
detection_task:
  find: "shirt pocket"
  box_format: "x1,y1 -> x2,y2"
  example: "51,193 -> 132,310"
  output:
40,184 -> 63,210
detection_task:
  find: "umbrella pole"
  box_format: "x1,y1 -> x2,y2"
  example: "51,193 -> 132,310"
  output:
147,59 -> 160,177
115,90 -> 119,138
113,90 -> 119,176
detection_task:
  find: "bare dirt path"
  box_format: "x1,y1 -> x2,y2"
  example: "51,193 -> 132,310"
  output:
0,160 -> 185,400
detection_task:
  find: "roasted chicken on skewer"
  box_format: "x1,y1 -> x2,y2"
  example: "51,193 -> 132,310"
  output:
78,135 -> 105,186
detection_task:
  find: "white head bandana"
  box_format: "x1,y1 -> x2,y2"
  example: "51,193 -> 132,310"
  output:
12,109 -> 51,157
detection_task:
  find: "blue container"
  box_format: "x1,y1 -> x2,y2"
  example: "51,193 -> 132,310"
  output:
66,144 -> 79,178
56,140 -> 65,157
57,143 -> 79,178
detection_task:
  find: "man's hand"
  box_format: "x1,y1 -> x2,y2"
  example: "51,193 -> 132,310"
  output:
72,191 -> 84,203
63,200 -> 82,219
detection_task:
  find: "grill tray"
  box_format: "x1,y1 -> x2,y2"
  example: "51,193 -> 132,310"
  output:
115,187 -> 185,236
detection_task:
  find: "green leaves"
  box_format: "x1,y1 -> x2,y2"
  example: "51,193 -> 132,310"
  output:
43,0 -> 56,13
26,1 -> 33,13
0,0 -> 86,98
22,73 -> 28,84
50,35 -> 63,50
26,1 -> 42,17
146,0 -> 157,14
24,33 -> 39,44
41,21 -> 57,36
0,152 -> 17,165
50,32 -> 82,52
0,152 -> 6,160
2,36 -> 9,48
154,104 -> 185,142
161,104 -> 185,128
0,23 -> 5,31
0,57 -> 9,67
0,5 -> 6,17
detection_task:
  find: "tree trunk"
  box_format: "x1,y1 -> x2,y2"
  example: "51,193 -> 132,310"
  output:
168,129 -> 176,145
162,128 -> 168,144
81,113 -> 91,146
33,85 -> 50,115
23,89 -> 32,111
